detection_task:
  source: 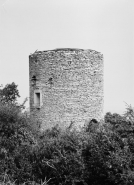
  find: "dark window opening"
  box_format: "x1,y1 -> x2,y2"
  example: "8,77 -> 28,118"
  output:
32,76 -> 36,81
48,77 -> 53,85
35,58 -> 38,63
34,92 -> 40,107
32,76 -> 36,80
31,76 -> 37,85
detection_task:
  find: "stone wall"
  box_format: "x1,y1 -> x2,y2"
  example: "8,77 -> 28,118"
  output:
29,48 -> 103,130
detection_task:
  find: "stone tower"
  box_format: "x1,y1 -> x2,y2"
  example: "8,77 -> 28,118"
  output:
29,48 -> 103,130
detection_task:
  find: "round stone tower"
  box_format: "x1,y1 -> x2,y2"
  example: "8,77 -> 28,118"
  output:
29,48 -> 103,130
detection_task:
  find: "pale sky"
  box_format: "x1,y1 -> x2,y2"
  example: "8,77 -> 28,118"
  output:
0,0 -> 133,114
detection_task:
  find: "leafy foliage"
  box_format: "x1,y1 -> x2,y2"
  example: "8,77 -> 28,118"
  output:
0,82 -> 20,104
1,83 -> 134,185
0,105 -> 34,183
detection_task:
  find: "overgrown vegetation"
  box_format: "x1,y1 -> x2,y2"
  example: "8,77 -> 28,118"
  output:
0,83 -> 134,185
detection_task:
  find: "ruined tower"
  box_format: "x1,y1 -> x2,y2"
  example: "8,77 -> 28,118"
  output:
29,48 -> 103,130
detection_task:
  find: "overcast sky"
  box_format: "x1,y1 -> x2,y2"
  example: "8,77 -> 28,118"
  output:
0,0 -> 133,114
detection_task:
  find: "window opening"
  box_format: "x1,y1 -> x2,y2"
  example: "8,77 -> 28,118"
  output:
34,92 -> 40,107
48,77 -> 53,85
31,76 -> 37,85
35,58 -> 38,63
32,75 -> 36,81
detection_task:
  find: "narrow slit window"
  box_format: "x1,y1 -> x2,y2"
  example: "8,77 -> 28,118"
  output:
31,76 -> 37,85
35,92 -> 40,107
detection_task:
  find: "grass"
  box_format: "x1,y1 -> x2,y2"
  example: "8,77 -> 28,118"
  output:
0,173 -> 51,185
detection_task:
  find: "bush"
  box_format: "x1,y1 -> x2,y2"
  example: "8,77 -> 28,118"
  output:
0,103 -> 37,183
1,101 -> 134,184
30,127 -> 84,185
82,129 -> 132,185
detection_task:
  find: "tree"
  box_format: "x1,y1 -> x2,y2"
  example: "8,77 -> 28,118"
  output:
0,82 -> 20,104
124,104 -> 134,123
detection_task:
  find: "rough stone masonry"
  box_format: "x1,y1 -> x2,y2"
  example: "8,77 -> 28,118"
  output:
29,48 -> 104,130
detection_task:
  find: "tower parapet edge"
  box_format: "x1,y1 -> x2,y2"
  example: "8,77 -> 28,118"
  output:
29,48 -> 103,130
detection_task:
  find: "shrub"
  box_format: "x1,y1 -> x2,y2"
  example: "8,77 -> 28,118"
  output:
30,127 -> 84,185
0,103 -> 37,183
1,100 -> 134,185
